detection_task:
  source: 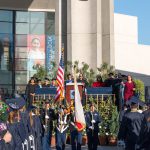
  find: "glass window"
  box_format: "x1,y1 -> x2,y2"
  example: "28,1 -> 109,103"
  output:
30,12 -> 45,23
15,47 -> 28,59
16,11 -> 29,23
46,12 -> 55,35
15,35 -> 27,47
0,22 -> 12,34
0,10 -> 12,22
30,24 -> 45,34
15,71 -> 27,84
0,70 -> 12,84
16,23 -> 29,34
15,58 -> 27,71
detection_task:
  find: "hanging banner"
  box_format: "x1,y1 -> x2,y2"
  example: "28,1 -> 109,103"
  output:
46,35 -> 55,71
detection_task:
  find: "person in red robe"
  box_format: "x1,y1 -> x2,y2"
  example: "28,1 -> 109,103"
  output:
124,75 -> 136,101
92,75 -> 105,87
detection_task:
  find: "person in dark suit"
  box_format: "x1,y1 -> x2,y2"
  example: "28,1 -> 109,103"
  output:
85,103 -> 102,150
25,77 -> 37,107
42,78 -> 50,87
118,98 -> 145,150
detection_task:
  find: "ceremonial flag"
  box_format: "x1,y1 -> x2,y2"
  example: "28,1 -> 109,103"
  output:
74,75 -> 86,131
55,50 -> 64,102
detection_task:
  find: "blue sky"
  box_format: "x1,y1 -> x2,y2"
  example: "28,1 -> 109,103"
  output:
114,0 -> 150,45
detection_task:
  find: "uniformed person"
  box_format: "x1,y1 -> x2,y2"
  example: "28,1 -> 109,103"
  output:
55,106 -> 69,150
85,103 -> 102,150
41,100 -> 56,150
118,98 -> 145,150
69,108 -> 82,150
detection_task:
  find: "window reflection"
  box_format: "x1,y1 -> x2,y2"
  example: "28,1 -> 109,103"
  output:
0,10 -> 12,22
0,10 -> 55,92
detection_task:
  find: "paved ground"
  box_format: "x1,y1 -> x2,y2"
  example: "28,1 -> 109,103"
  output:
52,144 -> 124,150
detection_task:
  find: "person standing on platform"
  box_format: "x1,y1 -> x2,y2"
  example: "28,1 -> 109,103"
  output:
55,106 -> 69,150
123,75 -> 136,102
37,79 -> 42,88
85,103 -> 102,150
65,73 -> 74,85
50,78 -> 56,88
77,73 -> 88,106
25,77 -> 37,107
42,77 -> 50,87
118,98 -> 145,150
92,75 -> 105,87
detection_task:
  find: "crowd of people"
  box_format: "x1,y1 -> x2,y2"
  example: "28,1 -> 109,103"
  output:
0,72 -> 149,150
0,95 -> 102,150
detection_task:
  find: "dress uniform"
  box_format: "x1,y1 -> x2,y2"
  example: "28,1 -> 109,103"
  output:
69,110 -> 82,150
55,107 -> 69,150
118,98 -> 145,150
41,101 -> 56,150
85,103 -> 102,150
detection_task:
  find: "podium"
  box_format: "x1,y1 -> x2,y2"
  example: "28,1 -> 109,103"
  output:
65,83 -> 84,103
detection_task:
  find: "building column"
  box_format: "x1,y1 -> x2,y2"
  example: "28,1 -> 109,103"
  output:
101,0 -> 115,66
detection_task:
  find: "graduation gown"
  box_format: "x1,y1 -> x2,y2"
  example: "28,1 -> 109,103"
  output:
8,122 -> 23,150
137,110 -> 150,150
118,111 -> 144,150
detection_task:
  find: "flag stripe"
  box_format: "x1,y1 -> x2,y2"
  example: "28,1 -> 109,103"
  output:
55,50 -> 64,102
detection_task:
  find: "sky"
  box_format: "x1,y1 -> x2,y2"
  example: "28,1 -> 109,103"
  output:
114,0 -> 150,45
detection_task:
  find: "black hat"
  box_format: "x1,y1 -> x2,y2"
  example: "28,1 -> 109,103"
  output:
38,79 -> 42,82
45,77 -> 50,81
89,102 -> 95,107
127,96 -> 145,107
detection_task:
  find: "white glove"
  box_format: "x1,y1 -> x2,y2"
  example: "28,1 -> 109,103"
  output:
60,121 -> 63,124
89,126 -> 94,130
91,120 -> 96,123
45,115 -> 49,119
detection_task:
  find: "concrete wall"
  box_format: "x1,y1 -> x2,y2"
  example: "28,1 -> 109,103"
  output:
67,0 -> 101,69
114,13 -> 150,85
0,0 -> 55,11
101,0 -> 115,66
66,0 -> 114,69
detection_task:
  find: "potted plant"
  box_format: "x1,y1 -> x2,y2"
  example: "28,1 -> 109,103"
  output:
99,122 -> 108,146
66,132 -> 71,144
51,131 -> 56,147
82,129 -> 87,145
108,105 -> 119,146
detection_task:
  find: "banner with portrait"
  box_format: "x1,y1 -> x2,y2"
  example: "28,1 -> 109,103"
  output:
27,35 -> 45,77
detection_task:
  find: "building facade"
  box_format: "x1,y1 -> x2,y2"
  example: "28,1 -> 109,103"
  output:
0,0 -> 114,93
114,13 -> 150,86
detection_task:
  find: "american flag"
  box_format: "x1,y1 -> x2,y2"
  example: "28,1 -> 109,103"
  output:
55,50 -> 64,102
